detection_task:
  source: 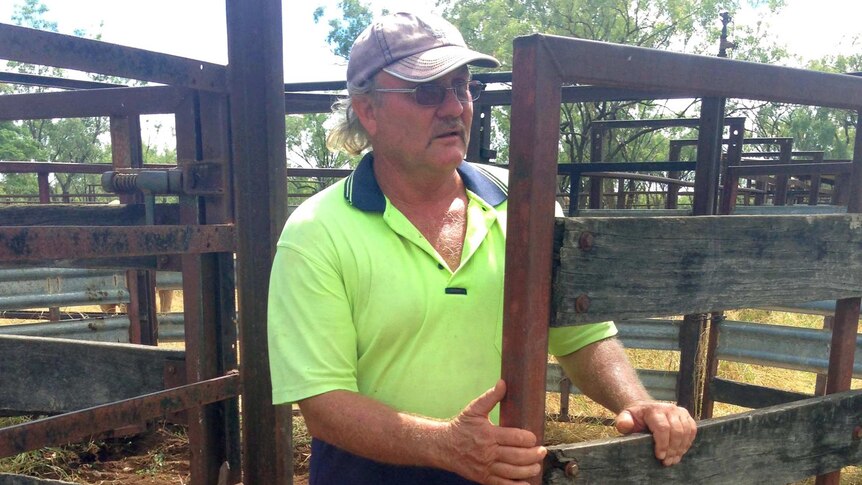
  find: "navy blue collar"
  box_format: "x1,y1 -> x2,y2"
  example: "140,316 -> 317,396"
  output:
343,152 -> 508,213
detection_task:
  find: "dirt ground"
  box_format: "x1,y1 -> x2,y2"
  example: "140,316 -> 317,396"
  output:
11,425 -> 310,484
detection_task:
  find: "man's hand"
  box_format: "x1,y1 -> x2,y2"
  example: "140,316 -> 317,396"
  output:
441,380 -> 547,485
614,401 -> 697,466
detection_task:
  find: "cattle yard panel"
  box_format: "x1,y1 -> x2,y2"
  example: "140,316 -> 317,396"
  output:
0,1 -> 283,482
507,34 -> 862,484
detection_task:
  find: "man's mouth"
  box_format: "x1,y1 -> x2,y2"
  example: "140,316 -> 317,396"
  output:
434,128 -> 465,141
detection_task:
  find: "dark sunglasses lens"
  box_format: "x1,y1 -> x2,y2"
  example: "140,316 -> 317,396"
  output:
467,81 -> 484,101
414,85 -> 446,105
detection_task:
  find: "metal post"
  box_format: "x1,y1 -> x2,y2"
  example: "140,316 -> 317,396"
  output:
814,112 -> 862,485
589,125 -> 605,209
110,115 -> 158,346
558,377 -> 571,422
667,142 -> 682,209
679,96 -> 725,416
503,36 -> 563,485
37,172 -> 51,204
226,0 -> 288,483
568,165 -> 581,215
773,140 -> 792,206
616,177 -> 626,208
718,118 -> 745,214
809,152 -> 824,205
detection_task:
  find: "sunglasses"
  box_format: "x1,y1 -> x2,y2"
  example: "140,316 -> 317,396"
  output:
374,80 -> 485,106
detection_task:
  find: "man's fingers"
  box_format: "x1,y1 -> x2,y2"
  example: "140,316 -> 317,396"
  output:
463,379 -> 507,419
495,443 -> 547,465
488,460 -> 543,481
665,413 -> 687,461
614,409 -> 636,435
493,426 -> 538,448
645,412 -> 671,461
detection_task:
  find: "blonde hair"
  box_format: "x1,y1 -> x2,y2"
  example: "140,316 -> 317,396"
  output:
326,76 -> 379,156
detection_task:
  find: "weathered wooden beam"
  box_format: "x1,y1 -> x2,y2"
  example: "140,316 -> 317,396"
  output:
553,214 -> 862,325
544,389 -> 862,484
0,224 -> 235,262
0,335 -> 184,415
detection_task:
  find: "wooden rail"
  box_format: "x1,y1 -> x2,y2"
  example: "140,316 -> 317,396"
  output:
545,389 -> 862,484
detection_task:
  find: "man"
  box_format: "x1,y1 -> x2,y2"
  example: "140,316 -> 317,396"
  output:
268,12 -> 696,485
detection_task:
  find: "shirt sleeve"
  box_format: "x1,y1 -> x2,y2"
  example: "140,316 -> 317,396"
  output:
268,224 -> 359,405
547,321 -> 618,357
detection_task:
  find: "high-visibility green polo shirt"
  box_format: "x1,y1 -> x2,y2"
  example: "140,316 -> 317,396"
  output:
268,153 -> 616,422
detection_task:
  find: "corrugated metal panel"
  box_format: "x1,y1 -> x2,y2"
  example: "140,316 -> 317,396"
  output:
759,300 -> 836,316
157,312 -> 185,342
546,362 -> 678,402
717,320 -> 862,378
616,319 -> 680,351
0,268 -> 180,309
0,316 -> 129,342
155,271 -> 182,290
0,313 -> 187,343
0,267 -> 126,310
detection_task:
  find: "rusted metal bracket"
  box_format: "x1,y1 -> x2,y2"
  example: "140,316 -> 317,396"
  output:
101,159 -> 227,196
181,160 -> 227,196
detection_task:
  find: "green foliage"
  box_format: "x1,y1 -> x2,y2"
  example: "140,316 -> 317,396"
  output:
729,53 -> 860,160
286,113 -> 354,168
286,113 -> 355,206
0,121 -> 43,160
440,0 -> 781,69
1,0 -> 161,202
314,0 -> 385,60
438,0 -> 785,175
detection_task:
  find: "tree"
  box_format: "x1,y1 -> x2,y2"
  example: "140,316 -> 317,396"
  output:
438,0 -> 798,208
1,1 -> 119,202
314,0 -> 384,61
1,0 -> 172,203
285,112 -> 353,204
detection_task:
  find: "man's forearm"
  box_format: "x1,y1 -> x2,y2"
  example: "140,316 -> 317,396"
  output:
556,337 -> 650,412
298,382 -> 547,484
299,389 -> 450,469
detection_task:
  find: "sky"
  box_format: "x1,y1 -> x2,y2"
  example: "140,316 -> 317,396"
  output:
1,0 -> 860,150
0,0 -> 440,83
1,0 -> 861,84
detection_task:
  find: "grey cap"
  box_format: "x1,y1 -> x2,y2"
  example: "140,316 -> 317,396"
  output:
346,12 -> 500,86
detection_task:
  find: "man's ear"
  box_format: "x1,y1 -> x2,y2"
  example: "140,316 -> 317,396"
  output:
352,96 -> 378,137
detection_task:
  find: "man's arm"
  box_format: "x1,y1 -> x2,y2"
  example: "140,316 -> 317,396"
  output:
299,380 -> 546,485
556,337 -> 697,466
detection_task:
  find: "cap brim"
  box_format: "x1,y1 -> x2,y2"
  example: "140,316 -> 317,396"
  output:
383,45 -> 501,83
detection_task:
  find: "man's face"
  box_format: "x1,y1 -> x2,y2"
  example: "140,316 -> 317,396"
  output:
355,67 -> 474,176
